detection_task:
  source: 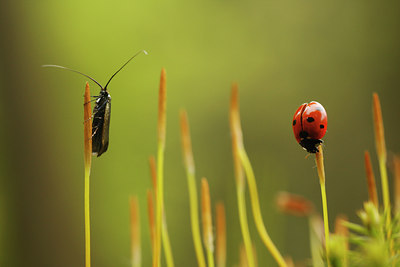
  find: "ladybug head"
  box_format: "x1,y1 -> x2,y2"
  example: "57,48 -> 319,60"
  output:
299,138 -> 323,153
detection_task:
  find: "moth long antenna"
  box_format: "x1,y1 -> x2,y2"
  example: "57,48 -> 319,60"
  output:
42,64 -> 104,90
104,50 -> 148,90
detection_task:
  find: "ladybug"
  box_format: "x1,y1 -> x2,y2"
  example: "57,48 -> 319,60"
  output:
292,101 -> 327,153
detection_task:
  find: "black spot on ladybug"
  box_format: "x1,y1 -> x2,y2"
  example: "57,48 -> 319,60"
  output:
320,124 -> 324,129
293,120 -> 296,126
307,117 -> 315,122
299,131 -> 308,138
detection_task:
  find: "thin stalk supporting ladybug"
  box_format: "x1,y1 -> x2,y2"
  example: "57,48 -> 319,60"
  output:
315,146 -> 330,266
292,101 -> 330,266
43,50 -> 147,156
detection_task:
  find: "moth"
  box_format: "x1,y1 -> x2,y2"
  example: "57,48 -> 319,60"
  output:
43,50 -> 147,157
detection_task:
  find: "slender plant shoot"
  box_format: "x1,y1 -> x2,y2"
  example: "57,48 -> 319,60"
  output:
83,82 -> 92,267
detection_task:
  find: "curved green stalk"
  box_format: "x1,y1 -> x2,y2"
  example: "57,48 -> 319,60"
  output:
230,84 -> 256,267
236,183 -> 256,267
180,110 -> 206,267
162,214 -> 174,267
239,149 -> 287,267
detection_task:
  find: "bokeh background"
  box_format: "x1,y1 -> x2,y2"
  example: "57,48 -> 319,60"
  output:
1,1 -> 400,266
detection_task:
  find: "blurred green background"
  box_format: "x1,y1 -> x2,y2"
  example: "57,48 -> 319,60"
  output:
1,0 -> 400,266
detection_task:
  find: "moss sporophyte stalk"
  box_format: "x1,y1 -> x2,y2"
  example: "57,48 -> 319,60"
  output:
83,82 -> 92,267
74,66 -> 399,266
230,85 -> 287,267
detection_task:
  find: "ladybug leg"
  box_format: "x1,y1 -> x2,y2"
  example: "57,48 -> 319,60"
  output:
314,145 -> 320,153
314,139 -> 323,152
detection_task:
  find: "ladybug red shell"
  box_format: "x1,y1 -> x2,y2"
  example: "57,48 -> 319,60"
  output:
292,101 -> 327,153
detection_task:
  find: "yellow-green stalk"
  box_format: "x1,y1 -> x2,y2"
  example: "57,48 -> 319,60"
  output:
161,217 -> 174,267
149,156 -> 175,267
215,202 -> 226,267
230,84 -> 256,267
130,196 -> 141,267
201,178 -> 215,267
372,93 -> 391,229
315,146 -> 330,266
230,84 -> 286,267
147,190 -> 156,251
364,151 -> 379,208
180,110 -> 206,267
239,150 -> 287,267
155,68 -> 167,267
83,82 -> 92,267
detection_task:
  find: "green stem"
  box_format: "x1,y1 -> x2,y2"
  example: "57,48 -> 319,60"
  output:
239,149 -> 287,267
379,159 -> 391,230
84,167 -> 91,267
319,181 -> 330,267
315,146 -> 331,266
378,158 -> 393,260
162,214 -> 175,267
155,145 -> 164,267
236,182 -> 256,267
187,171 -> 206,267
206,246 -> 215,267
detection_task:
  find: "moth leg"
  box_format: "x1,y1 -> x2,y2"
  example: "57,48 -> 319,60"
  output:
92,98 -> 110,114
92,125 -> 100,137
